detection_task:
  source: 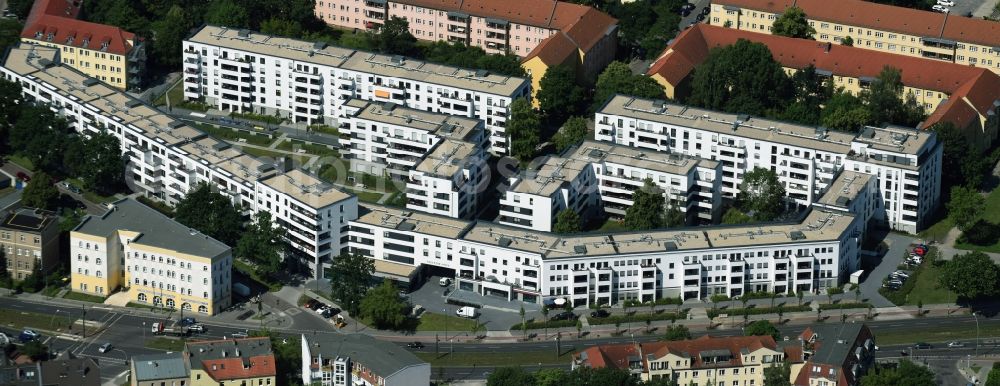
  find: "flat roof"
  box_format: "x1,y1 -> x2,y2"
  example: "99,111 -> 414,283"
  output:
260,169 -> 352,209
855,125 -> 934,156
575,139 -> 717,175
354,101 -> 481,142
354,204 -> 471,239
414,139 -> 480,178
187,25 -> 528,96
509,157 -> 590,197
0,208 -> 54,232
74,198 -> 231,257
817,171 -> 872,207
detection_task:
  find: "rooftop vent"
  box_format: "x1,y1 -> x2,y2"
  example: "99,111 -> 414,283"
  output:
313,41 -> 327,50
390,55 -> 404,64
237,29 -> 251,38
573,245 -> 588,254
789,230 -> 806,241
82,78 -> 99,87
498,237 -> 512,247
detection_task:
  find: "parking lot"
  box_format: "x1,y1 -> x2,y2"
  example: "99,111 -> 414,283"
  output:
406,276 -> 541,332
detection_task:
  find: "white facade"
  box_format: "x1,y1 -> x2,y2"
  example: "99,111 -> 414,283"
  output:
595,95 -> 942,233
182,25 -> 530,155
406,139 -> 488,219
0,45 -> 357,279
350,204 -> 864,305
499,140 -> 722,232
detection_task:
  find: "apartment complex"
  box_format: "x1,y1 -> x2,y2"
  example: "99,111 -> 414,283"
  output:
301,333 -> 430,386
131,353 -> 189,386
185,338 -> 276,386
647,24 -> 1000,150
0,208 -> 60,280
350,203 -> 864,306
792,324 -> 877,386
70,198 -> 233,315
182,25 -> 530,155
0,44 -> 358,280
499,140 -> 722,232
709,0 -> 1000,74
573,335 -> 802,384
595,95 -> 942,233
19,0 -> 145,90
406,138 -> 488,219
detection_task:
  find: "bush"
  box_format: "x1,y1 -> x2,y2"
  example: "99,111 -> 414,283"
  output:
826,287 -> 844,295
589,311 -> 686,326
513,319 -> 578,330
986,362 -> 1000,386
818,302 -> 872,311
707,305 -> 811,319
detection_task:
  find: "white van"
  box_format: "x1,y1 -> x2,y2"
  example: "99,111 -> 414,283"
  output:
456,306 -> 477,318
439,277 -> 451,287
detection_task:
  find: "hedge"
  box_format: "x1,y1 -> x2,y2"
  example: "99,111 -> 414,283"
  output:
818,302 -> 872,311
589,311 -> 687,326
707,305 -> 811,319
513,319 -> 578,330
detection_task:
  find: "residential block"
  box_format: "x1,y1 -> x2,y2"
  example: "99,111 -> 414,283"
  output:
0,208 -> 59,280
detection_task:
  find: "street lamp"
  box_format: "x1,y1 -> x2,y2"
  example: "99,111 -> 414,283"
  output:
973,311 -> 980,359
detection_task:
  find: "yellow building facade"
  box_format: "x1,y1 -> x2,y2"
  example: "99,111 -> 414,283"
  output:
19,39 -> 134,90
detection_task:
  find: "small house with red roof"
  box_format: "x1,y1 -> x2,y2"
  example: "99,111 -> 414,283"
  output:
184,337 -> 277,386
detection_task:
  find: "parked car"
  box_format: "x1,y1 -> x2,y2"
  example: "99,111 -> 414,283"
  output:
19,329 -> 39,343
230,330 -> 249,339
456,306 -> 477,318
98,343 -> 112,353
892,270 -> 910,278
551,311 -> 577,321
889,272 -> 908,281
681,8 -> 692,16
406,342 -> 425,349
701,6 -> 710,15
189,324 -> 206,333
590,309 -> 610,318
914,342 -> 932,349
937,0 -> 955,6
696,13 -> 706,21
912,246 -> 927,256
931,4 -> 949,12
947,341 -> 965,348
0,332 -> 9,346
439,277 -> 451,287
179,317 -> 197,326
15,172 -> 29,182
304,299 -> 319,309
683,3 -> 696,10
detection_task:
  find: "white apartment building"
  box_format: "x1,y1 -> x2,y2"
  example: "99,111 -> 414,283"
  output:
0,44 -> 357,279
499,140 -> 722,232
350,203 -> 863,306
71,198 -> 232,315
182,25 -> 531,155
406,139 -> 488,219
595,95 -> 942,233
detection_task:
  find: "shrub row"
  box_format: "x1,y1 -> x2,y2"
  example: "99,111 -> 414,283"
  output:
819,302 -> 872,311
707,305 -> 811,319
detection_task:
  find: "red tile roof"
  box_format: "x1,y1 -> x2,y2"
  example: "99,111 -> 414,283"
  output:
649,24 -> 1000,130
574,335 -> 794,374
715,0 -> 1000,48
20,0 -> 137,56
523,31 -> 578,66
199,355 -> 276,381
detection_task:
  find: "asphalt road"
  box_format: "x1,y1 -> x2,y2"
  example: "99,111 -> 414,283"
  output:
0,161 -> 108,216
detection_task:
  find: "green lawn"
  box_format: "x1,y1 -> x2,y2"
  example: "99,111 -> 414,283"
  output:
153,80 -> 184,107
276,140 -> 339,157
903,260 -> 957,306
7,154 -> 35,171
416,312 -> 479,332
347,188 -> 383,204
145,337 -> 185,351
41,285 -> 62,297
126,302 -> 157,310
955,188 -> 1000,253
415,349 -> 572,367
0,308 -> 66,331
190,122 -> 275,147
234,259 -> 282,292
238,146 -> 308,164
595,219 -> 627,232
231,111 -> 284,125
918,215 -> 954,244
63,291 -> 107,303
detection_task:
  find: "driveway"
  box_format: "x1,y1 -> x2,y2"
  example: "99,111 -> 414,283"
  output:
407,276 -> 536,332
858,231 -> 917,308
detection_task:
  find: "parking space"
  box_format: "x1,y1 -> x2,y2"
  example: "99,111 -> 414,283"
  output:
858,232 -> 923,307
407,276 -> 539,331
940,0 -> 995,17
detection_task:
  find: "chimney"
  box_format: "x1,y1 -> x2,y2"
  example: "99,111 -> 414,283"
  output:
825,42 -> 832,53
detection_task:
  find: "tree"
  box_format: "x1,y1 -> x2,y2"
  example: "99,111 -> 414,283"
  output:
591,61 -> 666,112
553,209 -> 582,234
0,249 -> 11,289
624,179 -> 665,231
841,36 -> 854,46
709,294 -> 729,311
20,340 -> 48,361
173,183 -> 244,245
860,359 -> 935,386
9,105 -> 72,173
687,39 -> 793,117
204,0 -> 251,28
487,367 -> 537,386
149,5 -> 196,68
771,7 -> 815,39
663,201 -> 685,228
536,65 -> 584,125
0,19 -> 22,53
329,252 -> 374,315
235,212 -> 286,278
367,16 -> 418,56
940,251 -> 1000,300
948,186 -> 984,232
763,362 -> 792,386
0,78 -> 22,132
260,18 -> 304,38
575,319 -> 583,338
722,207 -> 752,224
744,320 -> 781,340
933,122 -> 985,190
519,304 -> 527,339
359,281 -> 407,329
663,325 -> 691,341
779,65 -> 831,125
5,0 -> 33,19
553,116 -> 589,153
20,172 -> 59,210
507,98 -> 540,162
79,132 -> 125,195
863,66 -> 924,127
736,167 -> 786,221
797,291 -> 804,307
820,91 -> 871,132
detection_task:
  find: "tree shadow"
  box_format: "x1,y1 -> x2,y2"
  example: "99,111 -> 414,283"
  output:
960,220 -> 1000,246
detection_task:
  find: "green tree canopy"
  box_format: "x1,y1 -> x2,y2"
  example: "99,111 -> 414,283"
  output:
173,183 -> 244,246
360,281 -> 407,330
20,172 -> 59,210
860,359 -> 935,386
624,179 -> 665,231
763,362 -> 792,386
940,251 -> 1000,300
863,66 -> 924,127
553,209 -> 582,234
536,65 -> 585,125
149,5 -> 196,68
235,212 -> 286,278
329,252 -> 375,315
744,320 -> 781,340
820,91 -> 871,132
20,340 -> 48,361
367,16 -> 418,56
722,207 -> 752,225
553,116 -> 589,153
736,167 -> 786,221
507,98 -> 540,162
687,39 -> 793,117
591,61 -> 667,112
9,105 -> 72,173
204,0 -> 250,28
5,0 -> 33,19
0,19 -> 23,52
422,41 -> 526,77
771,7 -> 815,39
664,324 -> 691,341
79,132 -> 125,195
948,186 -> 985,232
487,367 -> 537,386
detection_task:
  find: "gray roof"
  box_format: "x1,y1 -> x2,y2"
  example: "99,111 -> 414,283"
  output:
808,323 -> 867,366
74,198 -> 230,258
131,352 -> 189,381
303,334 -> 427,378
185,338 -> 274,372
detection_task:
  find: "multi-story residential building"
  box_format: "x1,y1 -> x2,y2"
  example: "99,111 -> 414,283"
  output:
19,0 -> 145,90
301,333 -> 430,386
647,24 -> 1000,150
350,203 -> 864,305
595,95 -> 942,233
572,335 -> 803,384
406,138 -> 488,219
792,323 -> 877,386
182,25 -> 530,155
0,44 -> 358,281
709,0 -> 1000,75
70,198 -> 233,314
499,140 -> 722,232
0,208 -> 59,280
340,99 -> 485,177
130,353 -> 189,386
186,338 -> 276,386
